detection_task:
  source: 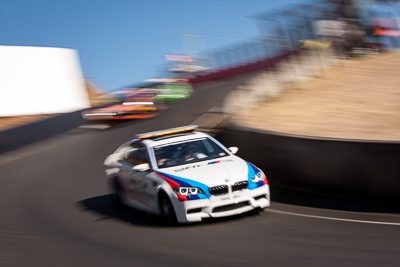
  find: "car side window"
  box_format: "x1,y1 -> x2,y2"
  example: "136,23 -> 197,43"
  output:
123,143 -> 148,166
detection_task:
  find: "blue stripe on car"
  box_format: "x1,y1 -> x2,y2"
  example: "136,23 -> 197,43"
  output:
246,162 -> 260,190
187,195 -> 202,200
256,181 -> 265,187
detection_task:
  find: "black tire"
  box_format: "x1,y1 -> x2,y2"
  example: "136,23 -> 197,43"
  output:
110,178 -> 123,208
159,192 -> 177,225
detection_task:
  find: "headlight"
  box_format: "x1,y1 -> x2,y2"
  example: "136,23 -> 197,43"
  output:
174,187 -> 203,196
251,171 -> 265,183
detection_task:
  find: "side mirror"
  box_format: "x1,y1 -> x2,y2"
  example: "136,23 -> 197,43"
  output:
132,163 -> 150,172
104,154 -> 121,167
228,147 -> 239,155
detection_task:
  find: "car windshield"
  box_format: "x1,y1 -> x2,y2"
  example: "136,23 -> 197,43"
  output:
153,137 -> 229,168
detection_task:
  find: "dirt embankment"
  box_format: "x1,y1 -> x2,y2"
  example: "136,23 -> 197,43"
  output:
231,51 -> 400,141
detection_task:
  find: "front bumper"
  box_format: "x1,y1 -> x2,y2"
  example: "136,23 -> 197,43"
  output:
173,185 -> 270,223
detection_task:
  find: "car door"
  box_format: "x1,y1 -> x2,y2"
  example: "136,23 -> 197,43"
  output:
121,142 -> 159,213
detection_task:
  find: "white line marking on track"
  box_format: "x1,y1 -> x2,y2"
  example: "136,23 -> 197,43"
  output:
269,208 -> 400,226
79,124 -> 111,130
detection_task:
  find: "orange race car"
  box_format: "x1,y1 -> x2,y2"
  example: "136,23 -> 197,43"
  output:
82,89 -> 168,120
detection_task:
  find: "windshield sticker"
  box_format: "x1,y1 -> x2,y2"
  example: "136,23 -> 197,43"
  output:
174,164 -> 201,172
208,159 -> 233,165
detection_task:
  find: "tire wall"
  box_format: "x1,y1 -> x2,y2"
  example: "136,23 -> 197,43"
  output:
217,123 -> 400,200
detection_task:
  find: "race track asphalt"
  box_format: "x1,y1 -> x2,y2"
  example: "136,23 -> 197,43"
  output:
1,73 -> 400,267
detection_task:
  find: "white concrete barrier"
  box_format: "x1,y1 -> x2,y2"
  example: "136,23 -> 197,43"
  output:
0,46 -> 90,117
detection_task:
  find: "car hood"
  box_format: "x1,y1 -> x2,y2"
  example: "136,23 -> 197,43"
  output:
156,156 -> 250,187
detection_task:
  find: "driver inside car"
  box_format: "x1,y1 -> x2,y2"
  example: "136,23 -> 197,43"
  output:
183,144 -> 207,161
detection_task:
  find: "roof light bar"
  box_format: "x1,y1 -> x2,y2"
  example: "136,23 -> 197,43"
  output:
136,125 -> 198,139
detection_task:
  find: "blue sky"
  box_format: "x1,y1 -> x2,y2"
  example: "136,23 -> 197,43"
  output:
1,0 -> 307,92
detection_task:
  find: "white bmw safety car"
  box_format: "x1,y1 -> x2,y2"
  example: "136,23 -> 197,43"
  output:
104,125 -> 270,224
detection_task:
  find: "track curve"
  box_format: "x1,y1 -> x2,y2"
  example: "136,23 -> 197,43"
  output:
1,74 -> 400,267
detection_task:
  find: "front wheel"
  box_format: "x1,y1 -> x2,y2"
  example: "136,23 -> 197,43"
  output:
109,177 -> 124,208
159,193 -> 177,225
